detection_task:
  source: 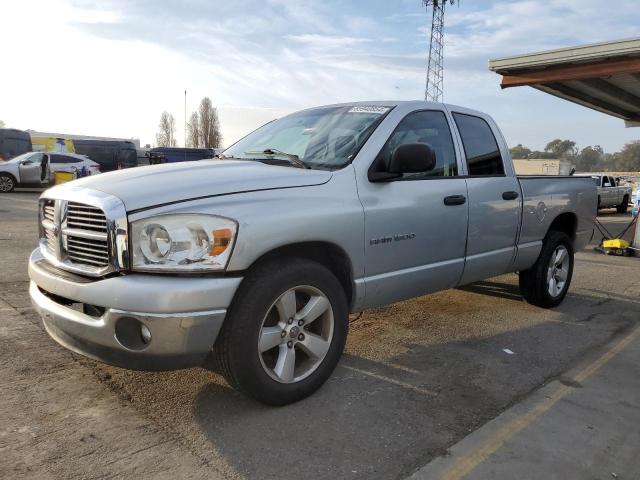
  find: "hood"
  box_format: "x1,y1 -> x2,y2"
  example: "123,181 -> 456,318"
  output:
52,160 -> 332,211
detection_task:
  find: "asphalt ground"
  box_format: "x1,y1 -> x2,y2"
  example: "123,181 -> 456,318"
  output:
1,192 -> 639,479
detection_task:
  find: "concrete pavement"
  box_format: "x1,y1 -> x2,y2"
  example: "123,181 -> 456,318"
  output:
409,323 -> 640,479
2,193 -> 639,479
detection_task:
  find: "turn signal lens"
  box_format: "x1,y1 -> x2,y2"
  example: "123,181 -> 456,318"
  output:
211,228 -> 233,256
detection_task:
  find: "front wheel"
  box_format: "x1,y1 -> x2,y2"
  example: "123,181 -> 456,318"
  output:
0,174 -> 16,193
519,231 -> 574,308
213,257 -> 348,405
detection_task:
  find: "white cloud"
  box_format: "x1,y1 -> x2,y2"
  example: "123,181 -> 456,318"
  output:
1,0 -> 638,152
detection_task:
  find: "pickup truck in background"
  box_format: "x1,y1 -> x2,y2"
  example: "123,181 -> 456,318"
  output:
28,101 -> 596,405
588,174 -> 632,212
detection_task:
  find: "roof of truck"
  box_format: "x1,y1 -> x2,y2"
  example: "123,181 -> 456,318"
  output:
301,100 -> 487,117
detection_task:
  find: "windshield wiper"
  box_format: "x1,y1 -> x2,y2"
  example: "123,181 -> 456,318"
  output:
244,148 -> 310,169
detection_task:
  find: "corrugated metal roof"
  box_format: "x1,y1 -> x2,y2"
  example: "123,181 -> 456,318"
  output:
488,38 -> 640,126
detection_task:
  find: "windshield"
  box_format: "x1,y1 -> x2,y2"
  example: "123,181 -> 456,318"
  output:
222,105 -> 392,169
2,152 -> 38,164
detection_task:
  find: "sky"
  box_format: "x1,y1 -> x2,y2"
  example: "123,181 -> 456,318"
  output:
1,0 -> 639,152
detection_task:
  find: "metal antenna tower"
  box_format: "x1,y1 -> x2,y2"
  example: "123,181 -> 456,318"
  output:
423,0 -> 457,102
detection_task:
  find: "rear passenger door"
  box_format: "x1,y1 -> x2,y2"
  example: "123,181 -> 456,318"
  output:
450,111 -> 522,285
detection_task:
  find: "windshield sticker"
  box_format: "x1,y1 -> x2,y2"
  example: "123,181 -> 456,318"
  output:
348,106 -> 390,114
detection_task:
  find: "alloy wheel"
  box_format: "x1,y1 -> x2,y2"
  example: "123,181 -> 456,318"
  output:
547,245 -> 570,297
258,285 -> 334,384
0,176 -> 14,192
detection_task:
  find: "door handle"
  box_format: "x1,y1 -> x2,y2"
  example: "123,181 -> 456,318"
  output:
443,195 -> 466,206
502,191 -> 519,200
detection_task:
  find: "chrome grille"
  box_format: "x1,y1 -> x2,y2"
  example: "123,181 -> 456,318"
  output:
67,202 -> 108,232
66,236 -> 109,266
42,199 -> 57,257
63,202 -> 110,267
39,191 -> 128,276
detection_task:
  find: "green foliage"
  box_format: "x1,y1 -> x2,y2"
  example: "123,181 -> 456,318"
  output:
610,141 -> 640,172
509,144 -> 531,159
510,140 -> 640,172
544,139 -> 577,158
575,145 -> 603,172
0,119 -> 5,128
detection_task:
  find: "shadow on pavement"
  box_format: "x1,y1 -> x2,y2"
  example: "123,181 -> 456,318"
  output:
191,281 -> 640,480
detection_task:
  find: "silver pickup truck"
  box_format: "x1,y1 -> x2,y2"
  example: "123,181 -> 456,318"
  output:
28,101 -> 596,405
589,174 -> 632,212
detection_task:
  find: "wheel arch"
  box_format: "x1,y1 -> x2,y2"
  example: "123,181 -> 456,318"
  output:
0,171 -> 18,182
547,212 -> 577,242
0,171 -> 18,189
242,241 -> 355,308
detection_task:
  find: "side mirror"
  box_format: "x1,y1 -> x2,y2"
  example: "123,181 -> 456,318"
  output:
21,160 -> 33,166
388,143 -> 436,174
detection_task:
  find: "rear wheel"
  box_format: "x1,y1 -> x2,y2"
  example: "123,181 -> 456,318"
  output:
213,257 -> 348,405
0,174 -> 15,193
616,195 -> 629,213
519,231 -> 574,308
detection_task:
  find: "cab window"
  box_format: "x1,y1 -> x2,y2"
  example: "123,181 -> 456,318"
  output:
374,110 -> 458,179
453,113 -> 504,176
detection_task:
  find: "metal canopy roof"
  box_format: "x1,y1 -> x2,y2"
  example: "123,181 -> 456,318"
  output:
489,38 -> 640,127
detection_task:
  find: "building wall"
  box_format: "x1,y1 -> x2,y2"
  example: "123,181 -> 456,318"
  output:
513,159 -> 574,175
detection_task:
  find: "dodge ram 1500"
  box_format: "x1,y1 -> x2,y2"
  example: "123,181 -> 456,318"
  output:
29,101 -> 596,404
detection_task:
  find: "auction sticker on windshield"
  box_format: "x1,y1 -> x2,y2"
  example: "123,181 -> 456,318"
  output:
348,106 -> 390,114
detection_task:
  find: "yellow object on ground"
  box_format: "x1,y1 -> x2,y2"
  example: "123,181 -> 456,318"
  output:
53,171 -> 76,185
602,238 -> 630,249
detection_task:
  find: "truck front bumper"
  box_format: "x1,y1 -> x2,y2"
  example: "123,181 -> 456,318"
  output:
28,249 -> 243,371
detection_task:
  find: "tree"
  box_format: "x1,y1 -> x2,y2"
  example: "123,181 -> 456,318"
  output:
611,141 -> 640,172
509,144 -> 531,159
186,111 -> 200,148
575,145 -> 603,172
544,139 -> 577,159
0,119 -> 5,128
198,97 -> 222,148
156,111 -> 177,147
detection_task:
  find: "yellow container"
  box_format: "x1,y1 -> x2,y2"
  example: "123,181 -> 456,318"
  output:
53,171 -> 76,185
602,238 -> 629,249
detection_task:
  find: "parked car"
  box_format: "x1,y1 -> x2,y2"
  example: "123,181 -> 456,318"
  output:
146,147 -> 217,164
28,101 -> 596,405
73,140 -> 137,172
0,128 -> 32,161
584,175 -> 632,212
0,151 -> 51,192
0,152 -> 100,192
49,152 -> 101,176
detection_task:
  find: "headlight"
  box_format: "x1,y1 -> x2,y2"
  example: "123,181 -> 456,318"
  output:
131,214 -> 237,272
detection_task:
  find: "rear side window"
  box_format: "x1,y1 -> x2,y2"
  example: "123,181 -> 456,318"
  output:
375,110 -> 458,179
453,113 -> 504,176
51,154 -> 79,164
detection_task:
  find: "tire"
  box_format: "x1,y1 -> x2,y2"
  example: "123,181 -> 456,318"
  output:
213,257 -> 348,405
597,196 -> 601,210
616,195 -> 628,213
519,231 -> 574,308
0,173 -> 16,193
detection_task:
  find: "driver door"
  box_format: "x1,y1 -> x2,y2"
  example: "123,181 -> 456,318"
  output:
358,109 -> 468,308
18,153 -> 44,185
